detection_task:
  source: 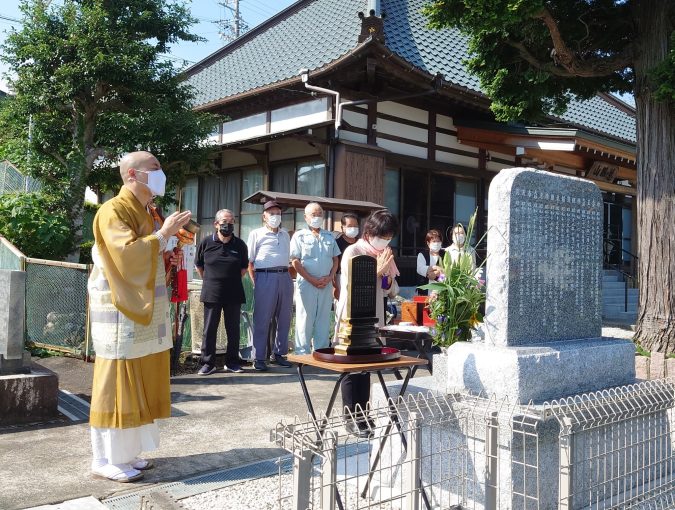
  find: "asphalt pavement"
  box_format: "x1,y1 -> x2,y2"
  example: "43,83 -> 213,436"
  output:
0,355 -> 351,510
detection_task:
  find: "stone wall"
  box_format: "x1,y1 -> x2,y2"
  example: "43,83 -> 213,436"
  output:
635,352 -> 675,380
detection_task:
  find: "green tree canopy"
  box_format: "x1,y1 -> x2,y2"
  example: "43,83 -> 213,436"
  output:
424,0 -> 675,352
0,0 -> 219,257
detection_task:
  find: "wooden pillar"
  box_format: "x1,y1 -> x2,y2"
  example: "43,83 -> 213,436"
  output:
477,149 -> 488,241
428,111 -> 436,161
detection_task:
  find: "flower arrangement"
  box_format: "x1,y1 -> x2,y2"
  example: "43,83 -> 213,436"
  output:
418,211 -> 486,348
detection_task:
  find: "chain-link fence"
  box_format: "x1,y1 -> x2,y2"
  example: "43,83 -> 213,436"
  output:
24,258 -> 91,358
0,160 -> 41,194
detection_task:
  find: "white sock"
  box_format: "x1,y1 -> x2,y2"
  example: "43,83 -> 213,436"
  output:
91,458 -> 107,470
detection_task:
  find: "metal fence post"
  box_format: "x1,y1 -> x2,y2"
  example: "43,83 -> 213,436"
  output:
294,449 -> 313,510
84,264 -> 92,361
405,411 -> 422,510
485,411 -> 498,510
321,431 -> 337,510
558,416 -> 574,510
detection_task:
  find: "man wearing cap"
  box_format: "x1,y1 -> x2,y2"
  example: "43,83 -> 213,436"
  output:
290,202 -> 340,354
246,201 -> 293,371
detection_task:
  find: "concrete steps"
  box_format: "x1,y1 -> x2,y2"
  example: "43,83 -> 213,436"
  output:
602,269 -> 637,324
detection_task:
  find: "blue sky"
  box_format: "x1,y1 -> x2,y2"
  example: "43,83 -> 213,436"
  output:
0,0 -> 296,92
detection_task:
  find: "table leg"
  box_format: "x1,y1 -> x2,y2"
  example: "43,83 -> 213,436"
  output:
296,363 -> 347,510
361,368 -> 431,510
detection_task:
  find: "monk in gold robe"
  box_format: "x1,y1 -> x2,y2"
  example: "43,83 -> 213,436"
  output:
88,151 -> 191,482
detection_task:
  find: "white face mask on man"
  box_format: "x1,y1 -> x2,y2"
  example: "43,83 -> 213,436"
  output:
308,216 -> 323,229
266,214 -> 282,228
136,169 -> 166,197
345,227 -> 359,239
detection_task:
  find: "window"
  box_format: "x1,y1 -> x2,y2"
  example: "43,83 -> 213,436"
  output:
430,174 -> 454,244
454,180 -> 477,229
400,170 -> 428,256
270,160 -> 326,232
240,168 -> 264,242
398,169 -> 479,255
384,168 -> 400,249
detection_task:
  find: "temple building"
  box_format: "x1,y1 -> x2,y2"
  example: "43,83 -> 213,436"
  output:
183,0 -> 636,287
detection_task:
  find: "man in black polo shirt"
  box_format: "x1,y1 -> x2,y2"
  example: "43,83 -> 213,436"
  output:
195,209 -> 249,375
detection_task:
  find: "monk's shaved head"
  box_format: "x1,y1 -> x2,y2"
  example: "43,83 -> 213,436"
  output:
119,151 -> 160,183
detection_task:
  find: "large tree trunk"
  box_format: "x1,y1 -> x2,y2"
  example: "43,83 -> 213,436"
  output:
633,0 -> 675,353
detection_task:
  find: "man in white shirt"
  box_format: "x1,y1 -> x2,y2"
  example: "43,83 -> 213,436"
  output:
246,201 -> 293,371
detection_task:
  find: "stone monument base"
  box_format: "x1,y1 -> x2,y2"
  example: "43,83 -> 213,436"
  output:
442,337 -> 635,404
0,351 -> 32,375
0,369 -> 59,425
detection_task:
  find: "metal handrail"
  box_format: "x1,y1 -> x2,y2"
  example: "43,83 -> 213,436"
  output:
603,238 -> 638,313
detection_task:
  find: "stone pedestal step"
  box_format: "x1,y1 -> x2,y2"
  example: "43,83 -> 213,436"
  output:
24,496 -> 107,510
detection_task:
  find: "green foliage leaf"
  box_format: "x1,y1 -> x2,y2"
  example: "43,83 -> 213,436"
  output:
423,0 -> 638,121
0,192 -> 73,259
0,0 -> 220,256
417,210 -> 486,348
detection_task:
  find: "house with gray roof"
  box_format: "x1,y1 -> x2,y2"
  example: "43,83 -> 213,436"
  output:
183,0 -> 637,289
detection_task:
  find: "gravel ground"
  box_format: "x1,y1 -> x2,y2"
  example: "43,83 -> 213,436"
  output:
602,326 -> 635,340
181,471 -> 408,510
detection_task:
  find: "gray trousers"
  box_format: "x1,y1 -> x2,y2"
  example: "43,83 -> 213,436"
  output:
252,271 -> 293,360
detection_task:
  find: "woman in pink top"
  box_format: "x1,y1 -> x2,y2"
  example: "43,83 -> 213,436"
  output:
334,209 -> 399,438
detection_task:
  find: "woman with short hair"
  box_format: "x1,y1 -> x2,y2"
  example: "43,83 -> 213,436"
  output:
334,209 -> 399,438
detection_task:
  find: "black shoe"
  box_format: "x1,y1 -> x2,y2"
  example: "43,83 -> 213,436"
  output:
254,359 -> 268,371
270,354 -> 292,367
344,419 -> 373,439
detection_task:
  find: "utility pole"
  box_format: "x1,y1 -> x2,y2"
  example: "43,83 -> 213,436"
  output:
217,0 -> 248,42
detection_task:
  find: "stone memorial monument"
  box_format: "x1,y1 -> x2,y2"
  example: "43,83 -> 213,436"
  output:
442,167 -> 635,403
368,168 -> 639,509
0,269 -> 58,424
334,255 -> 382,355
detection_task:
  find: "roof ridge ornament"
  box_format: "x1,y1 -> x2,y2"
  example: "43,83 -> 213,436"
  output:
358,6 -> 385,44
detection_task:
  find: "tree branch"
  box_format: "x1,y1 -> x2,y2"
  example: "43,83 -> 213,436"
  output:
505,39 -> 578,77
532,6 -> 633,77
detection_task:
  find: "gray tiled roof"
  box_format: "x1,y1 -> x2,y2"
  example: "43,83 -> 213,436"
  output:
186,0 -> 636,144
186,0 -> 366,107
383,0 -> 481,93
550,95 -> 636,143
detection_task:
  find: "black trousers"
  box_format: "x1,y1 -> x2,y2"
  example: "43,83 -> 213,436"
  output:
201,302 -> 241,367
340,373 -> 371,413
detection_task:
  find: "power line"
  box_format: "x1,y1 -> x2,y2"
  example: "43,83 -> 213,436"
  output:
245,0 -> 277,16
0,14 -> 23,24
216,0 -> 249,42
159,53 -> 196,65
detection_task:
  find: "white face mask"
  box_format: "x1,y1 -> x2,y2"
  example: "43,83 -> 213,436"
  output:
308,216 -> 323,229
369,237 -> 391,251
345,227 -> 359,239
429,242 -> 442,252
266,214 -> 282,228
137,169 -> 166,197
455,234 -> 466,245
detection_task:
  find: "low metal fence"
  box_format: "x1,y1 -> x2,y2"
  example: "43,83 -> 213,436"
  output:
546,378 -> 675,510
273,379 -> 675,510
272,392 -> 542,510
24,257 -> 91,358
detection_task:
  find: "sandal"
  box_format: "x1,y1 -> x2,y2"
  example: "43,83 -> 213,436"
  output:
131,458 -> 154,470
92,463 -> 144,483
